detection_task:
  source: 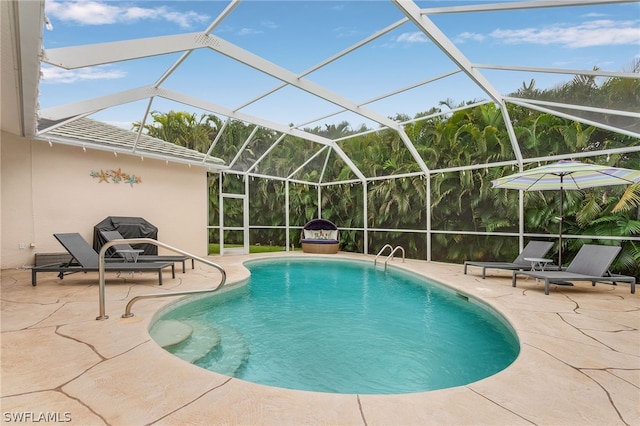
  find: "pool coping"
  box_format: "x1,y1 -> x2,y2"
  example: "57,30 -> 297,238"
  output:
151,256 -> 521,395
1,252 -> 639,425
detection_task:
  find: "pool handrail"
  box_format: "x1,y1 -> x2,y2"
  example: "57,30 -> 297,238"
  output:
374,244 -> 405,270
97,238 -> 226,320
384,246 -> 405,270
374,244 -> 394,266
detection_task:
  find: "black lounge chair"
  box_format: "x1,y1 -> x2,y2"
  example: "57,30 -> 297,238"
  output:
31,233 -> 175,286
512,244 -> 636,295
100,230 -> 194,273
463,241 -> 555,278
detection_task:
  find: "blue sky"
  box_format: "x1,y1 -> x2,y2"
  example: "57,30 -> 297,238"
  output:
40,0 -> 640,130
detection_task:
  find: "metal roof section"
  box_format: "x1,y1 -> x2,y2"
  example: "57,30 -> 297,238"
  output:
38,118 -> 227,169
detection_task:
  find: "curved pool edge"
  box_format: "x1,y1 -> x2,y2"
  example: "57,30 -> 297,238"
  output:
141,252 -> 640,424
150,253 -> 522,394
2,252 -> 637,425
130,252 -> 640,424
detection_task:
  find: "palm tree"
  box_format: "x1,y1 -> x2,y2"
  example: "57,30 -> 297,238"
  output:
133,110 -> 218,153
143,63 -> 638,272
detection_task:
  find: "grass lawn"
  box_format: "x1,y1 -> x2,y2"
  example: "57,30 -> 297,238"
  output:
208,244 -> 297,255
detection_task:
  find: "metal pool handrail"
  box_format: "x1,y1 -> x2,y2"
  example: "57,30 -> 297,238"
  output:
97,238 -> 226,320
374,244 -> 394,266
384,246 -> 405,270
374,244 -> 405,270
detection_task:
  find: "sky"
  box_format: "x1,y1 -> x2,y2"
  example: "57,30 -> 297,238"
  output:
39,0 -> 640,130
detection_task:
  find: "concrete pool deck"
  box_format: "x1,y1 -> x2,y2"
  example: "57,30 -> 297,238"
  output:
1,252 -> 639,425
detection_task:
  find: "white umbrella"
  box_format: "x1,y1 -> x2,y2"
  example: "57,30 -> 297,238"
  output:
491,160 -> 640,265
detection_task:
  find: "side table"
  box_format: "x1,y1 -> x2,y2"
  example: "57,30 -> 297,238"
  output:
117,249 -> 144,263
523,257 -> 553,272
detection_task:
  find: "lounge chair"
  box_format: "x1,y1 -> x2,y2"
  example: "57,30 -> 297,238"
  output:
100,230 -> 194,273
301,218 -> 340,254
463,241 -> 555,278
31,233 -> 175,286
512,244 -> 636,295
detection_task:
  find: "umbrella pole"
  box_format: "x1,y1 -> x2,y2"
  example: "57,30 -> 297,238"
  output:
558,178 -> 563,267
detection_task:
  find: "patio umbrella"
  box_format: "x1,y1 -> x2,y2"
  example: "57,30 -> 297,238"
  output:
491,160 -> 640,266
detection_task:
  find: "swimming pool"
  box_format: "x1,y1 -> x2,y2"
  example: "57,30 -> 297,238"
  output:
151,258 -> 519,394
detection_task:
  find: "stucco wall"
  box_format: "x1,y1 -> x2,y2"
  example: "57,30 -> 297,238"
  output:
1,132 -> 208,269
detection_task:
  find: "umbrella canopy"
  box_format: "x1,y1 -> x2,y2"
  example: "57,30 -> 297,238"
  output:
491,160 -> 640,265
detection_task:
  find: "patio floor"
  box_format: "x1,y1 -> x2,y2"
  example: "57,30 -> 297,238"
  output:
2,252 -> 639,425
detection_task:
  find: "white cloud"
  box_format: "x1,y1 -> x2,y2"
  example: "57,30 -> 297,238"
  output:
41,65 -> 126,84
261,20 -> 278,30
237,27 -> 263,36
123,6 -> 163,21
490,19 -> 640,48
396,32 -> 428,43
454,32 -> 486,43
45,0 -> 208,28
46,0 -> 120,25
165,11 -> 206,28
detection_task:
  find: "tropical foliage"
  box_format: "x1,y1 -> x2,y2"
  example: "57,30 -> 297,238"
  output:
134,67 -> 640,279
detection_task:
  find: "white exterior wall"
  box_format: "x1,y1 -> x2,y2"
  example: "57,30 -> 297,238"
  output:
1,132 -> 208,269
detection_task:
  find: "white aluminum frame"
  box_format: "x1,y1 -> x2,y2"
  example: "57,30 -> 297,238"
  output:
4,0 -> 639,258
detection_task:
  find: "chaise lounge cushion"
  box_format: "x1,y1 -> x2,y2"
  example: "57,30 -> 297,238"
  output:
303,229 -> 338,241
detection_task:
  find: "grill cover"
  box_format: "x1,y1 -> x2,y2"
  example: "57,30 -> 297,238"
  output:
93,216 -> 159,256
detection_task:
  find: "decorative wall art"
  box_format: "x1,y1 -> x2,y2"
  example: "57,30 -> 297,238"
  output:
91,168 -> 142,186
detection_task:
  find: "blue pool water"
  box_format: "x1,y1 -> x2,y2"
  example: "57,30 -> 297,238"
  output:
152,258 -> 519,394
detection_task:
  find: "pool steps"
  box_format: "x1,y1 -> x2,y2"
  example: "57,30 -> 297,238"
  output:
195,324 -> 250,376
167,321 -> 221,364
150,320 -> 249,375
150,320 -> 192,348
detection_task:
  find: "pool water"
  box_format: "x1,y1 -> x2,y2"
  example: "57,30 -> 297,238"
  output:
152,258 -> 519,394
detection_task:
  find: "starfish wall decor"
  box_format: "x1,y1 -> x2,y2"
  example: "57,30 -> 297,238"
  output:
90,168 -> 142,187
